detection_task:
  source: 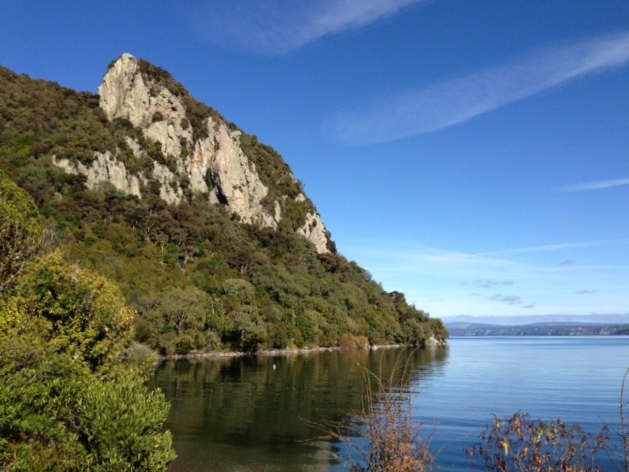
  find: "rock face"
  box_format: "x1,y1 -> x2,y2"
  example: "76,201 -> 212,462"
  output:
53,151 -> 142,198
193,122 -> 279,228
295,194 -> 329,254
99,53 -> 192,163
54,53 -> 329,252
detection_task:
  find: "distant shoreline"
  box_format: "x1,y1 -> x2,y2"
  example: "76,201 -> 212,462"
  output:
447,322 -> 629,337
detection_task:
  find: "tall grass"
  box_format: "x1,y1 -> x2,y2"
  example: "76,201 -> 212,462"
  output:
340,350 -> 434,472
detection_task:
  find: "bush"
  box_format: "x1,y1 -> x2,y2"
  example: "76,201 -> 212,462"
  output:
0,214 -> 175,469
14,252 -> 136,377
340,333 -> 371,350
467,412 -> 609,472
0,169 -> 45,293
340,352 -> 434,472
0,374 -> 174,471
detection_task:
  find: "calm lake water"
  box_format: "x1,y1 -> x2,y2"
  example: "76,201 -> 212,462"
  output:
150,337 -> 629,471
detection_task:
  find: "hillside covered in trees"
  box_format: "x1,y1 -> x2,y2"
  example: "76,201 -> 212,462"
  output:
0,56 -> 447,356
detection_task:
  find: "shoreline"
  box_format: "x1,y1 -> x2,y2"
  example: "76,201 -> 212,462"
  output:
158,339 -> 447,361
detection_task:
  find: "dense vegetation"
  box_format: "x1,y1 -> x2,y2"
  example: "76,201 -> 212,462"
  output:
0,62 -> 447,357
4,59 -> 620,472
0,170 -> 176,470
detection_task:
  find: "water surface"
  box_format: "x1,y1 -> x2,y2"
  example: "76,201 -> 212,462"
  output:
151,337 -> 629,471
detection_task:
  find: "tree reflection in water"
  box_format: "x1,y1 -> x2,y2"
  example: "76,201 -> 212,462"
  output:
150,347 -> 448,472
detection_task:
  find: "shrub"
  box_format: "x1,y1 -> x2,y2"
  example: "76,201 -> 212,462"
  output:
340,334 -> 371,350
0,169 -> 45,293
14,252 -> 136,377
467,412 -> 609,472
339,352 -> 434,472
0,217 -> 176,469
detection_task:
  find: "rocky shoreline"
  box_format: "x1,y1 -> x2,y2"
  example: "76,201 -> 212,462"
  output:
158,338 -> 446,361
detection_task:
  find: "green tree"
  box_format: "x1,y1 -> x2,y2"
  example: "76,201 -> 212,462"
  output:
135,286 -> 220,355
223,305 -> 267,352
0,185 -> 176,472
13,252 -> 136,377
222,278 -> 256,302
0,256 -> 176,470
0,169 -> 45,293
296,309 -> 321,346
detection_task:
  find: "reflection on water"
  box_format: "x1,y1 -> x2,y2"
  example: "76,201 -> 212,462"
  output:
150,347 -> 449,472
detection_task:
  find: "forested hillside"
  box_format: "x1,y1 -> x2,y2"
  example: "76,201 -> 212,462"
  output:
0,58 -> 447,355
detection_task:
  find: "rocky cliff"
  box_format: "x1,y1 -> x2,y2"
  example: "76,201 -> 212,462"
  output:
53,53 -> 329,253
0,59 -> 448,353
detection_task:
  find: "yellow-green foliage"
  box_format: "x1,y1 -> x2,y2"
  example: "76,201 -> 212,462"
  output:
0,172 -> 175,470
14,251 -> 136,377
0,168 -> 44,293
0,261 -> 176,471
0,372 -> 176,471
0,299 -> 20,344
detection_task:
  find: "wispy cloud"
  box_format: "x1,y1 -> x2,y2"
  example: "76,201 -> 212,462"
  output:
185,0 -> 426,54
462,279 -> 513,289
343,240 -> 629,317
475,240 -> 623,257
346,240 -> 624,281
491,294 -> 524,305
554,177 -> 629,192
489,294 -> 537,309
343,240 -> 629,316
327,31 -> 629,144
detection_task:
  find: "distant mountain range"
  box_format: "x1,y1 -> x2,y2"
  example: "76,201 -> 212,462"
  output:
445,315 -> 629,336
444,313 -> 629,325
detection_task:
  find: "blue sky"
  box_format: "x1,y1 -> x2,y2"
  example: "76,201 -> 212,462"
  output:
2,1 -> 629,320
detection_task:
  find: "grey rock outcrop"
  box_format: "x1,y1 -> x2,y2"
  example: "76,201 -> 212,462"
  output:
99,53 -> 193,160
53,151 -> 142,198
191,121 -> 278,227
53,53 -> 330,252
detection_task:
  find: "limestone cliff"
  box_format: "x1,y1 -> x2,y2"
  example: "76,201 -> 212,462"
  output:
53,54 -> 329,253
53,151 -> 143,198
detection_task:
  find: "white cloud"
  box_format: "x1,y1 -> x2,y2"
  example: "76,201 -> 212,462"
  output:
554,177 -> 629,192
474,240 -> 624,257
345,244 -> 551,285
341,239 -> 629,318
185,0 -> 425,54
327,31 -> 629,144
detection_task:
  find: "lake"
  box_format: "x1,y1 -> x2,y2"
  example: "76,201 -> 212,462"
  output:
150,337 -> 629,471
